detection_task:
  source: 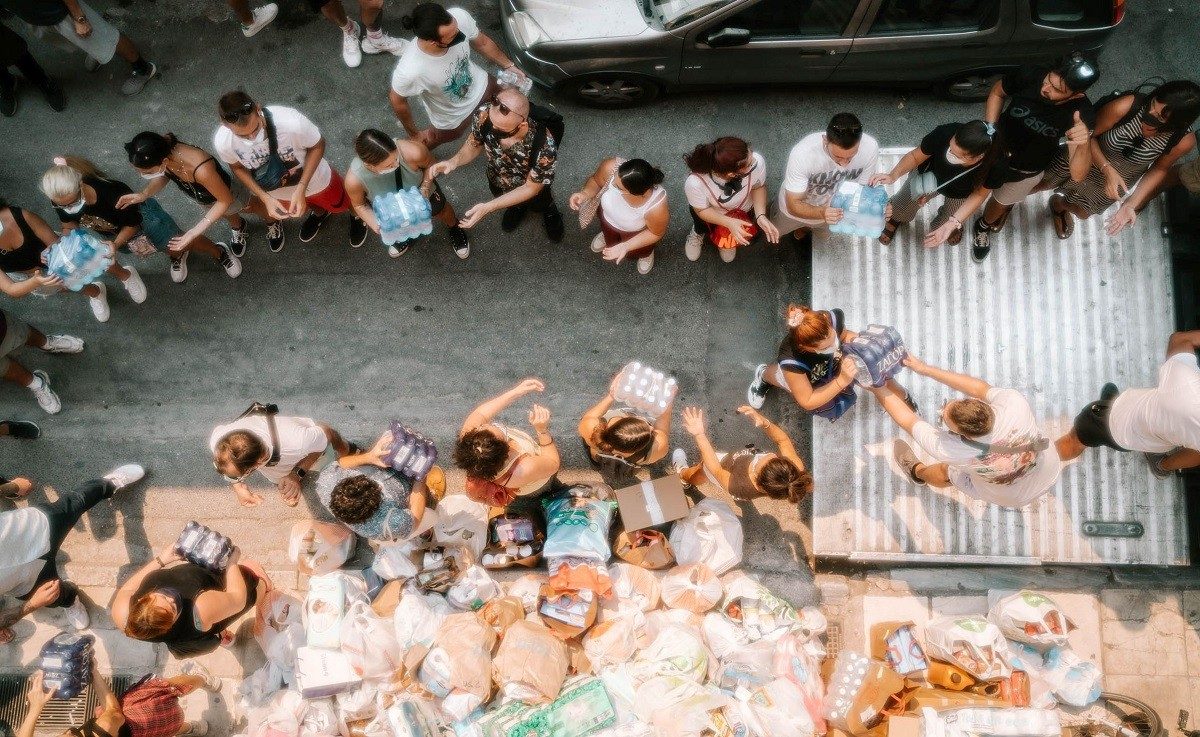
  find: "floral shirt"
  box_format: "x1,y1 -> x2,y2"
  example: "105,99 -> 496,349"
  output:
469,104 -> 558,193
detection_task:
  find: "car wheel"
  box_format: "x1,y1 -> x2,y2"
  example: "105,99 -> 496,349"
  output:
565,75 -> 661,108
939,71 -> 1006,102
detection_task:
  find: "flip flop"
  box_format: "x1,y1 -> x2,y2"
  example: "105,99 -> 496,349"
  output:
1050,196 -> 1074,240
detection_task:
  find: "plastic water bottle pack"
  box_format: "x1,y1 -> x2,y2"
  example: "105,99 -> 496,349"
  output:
496,68 -> 533,95
39,632 -> 95,700
373,187 -> 433,246
383,421 -> 437,481
843,324 -> 907,388
174,521 -> 235,572
612,361 -> 678,419
45,228 -> 113,292
829,182 -> 888,238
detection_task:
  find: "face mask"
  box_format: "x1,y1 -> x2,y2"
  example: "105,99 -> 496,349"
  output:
490,124 -> 521,140
946,149 -> 966,166
815,345 -> 838,355
140,170 -> 166,180
62,197 -> 86,215
1139,108 -> 1169,128
376,161 -> 400,175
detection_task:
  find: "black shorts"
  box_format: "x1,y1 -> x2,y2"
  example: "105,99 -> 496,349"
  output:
1071,398 -> 1128,451
305,0 -> 332,10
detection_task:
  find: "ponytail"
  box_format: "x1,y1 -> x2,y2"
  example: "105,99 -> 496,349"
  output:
757,457 -> 814,503
683,136 -> 750,176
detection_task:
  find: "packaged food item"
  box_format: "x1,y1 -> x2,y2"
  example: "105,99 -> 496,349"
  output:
174,521 -> 235,572
288,521 -> 356,576
296,647 -> 361,698
538,586 -> 598,639
844,325 -> 907,388
613,528 -> 675,570
822,651 -> 906,734
492,620 -> 569,703
924,615 -> 1013,681
989,590 -> 1076,649
446,565 -> 501,611
542,495 -> 615,563
39,632 -> 94,700
870,621 -> 929,675
304,574 -> 348,650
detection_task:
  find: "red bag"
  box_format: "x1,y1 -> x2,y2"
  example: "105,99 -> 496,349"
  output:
465,476 -> 518,508
119,677 -> 185,737
707,208 -> 758,249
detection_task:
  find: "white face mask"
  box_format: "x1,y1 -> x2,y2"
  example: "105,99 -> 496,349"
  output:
62,196 -> 86,215
945,149 -> 966,166
814,331 -> 840,355
140,170 -> 166,180
376,162 -> 400,175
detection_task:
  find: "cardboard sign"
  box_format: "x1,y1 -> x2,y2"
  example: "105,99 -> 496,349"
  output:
614,475 -> 689,532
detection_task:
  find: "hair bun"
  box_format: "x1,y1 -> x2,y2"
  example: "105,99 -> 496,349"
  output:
52,156 -> 68,166
400,13 -> 415,29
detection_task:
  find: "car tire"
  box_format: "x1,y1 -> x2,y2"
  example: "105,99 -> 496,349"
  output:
562,75 -> 662,108
938,70 -> 1008,102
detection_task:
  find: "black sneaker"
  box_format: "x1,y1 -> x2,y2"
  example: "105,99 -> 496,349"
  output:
299,211 -> 330,243
746,364 -> 770,409
38,79 -> 65,112
266,222 -> 285,252
970,219 -> 992,263
0,78 -> 15,117
449,226 -> 471,259
349,217 -> 368,248
543,209 -> 565,243
229,228 -> 249,257
1100,382 -> 1119,402
500,204 -> 528,232
1,420 -> 41,439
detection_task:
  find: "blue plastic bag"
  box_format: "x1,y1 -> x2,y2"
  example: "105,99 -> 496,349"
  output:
542,496 -> 615,563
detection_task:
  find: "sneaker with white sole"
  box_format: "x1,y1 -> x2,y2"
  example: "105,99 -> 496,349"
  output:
342,21 -> 362,68
229,228 -> 249,257
349,217 -> 368,248
120,61 -> 158,95
637,252 -> 655,274
684,230 -> 704,261
64,598 -> 90,630
449,226 -> 471,259
177,721 -> 210,737
42,335 -> 84,354
181,660 -> 222,692
121,265 -> 147,303
241,2 -> 278,36
746,363 -> 769,409
88,282 -> 110,322
30,370 -> 61,415
387,244 -> 407,258
217,242 -> 242,278
718,247 -> 736,263
892,439 -> 926,485
671,448 -> 689,476
361,31 -> 405,55
590,232 -> 606,253
170,251 -> 189,283
1145,451 -> 1174,479
103,463 -> 146,491
267,222 -> 285,252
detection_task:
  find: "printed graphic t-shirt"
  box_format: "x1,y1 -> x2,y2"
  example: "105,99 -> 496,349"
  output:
389,7 -> 487,131
213,105 -> 333,199
684,151 -> 767,214
777,131 -> 879,212
985,65 -> 1095,185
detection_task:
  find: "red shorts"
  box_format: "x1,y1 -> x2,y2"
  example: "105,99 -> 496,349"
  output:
306,168 -> 350,214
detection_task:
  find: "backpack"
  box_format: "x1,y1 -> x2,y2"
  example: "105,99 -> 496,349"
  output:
480,102 -> 565,174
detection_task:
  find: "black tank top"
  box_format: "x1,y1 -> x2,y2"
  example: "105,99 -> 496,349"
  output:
0,207 -> 46,273
132,564 -> 258,651
166,156 -> 232,205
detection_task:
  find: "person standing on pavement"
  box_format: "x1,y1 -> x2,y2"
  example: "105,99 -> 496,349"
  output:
40,158 -> 152,308
681,137 -> 778,263
570,157 -> 668,275
307,0 -> 405,69
871,120 -> 994,245
1056,330 -> 1200,477
772,114 -> 881,246
674,405 -> 813,504
214,91 -> 367,251
428,87 -> 565,241
0,306 -> 83,414
315,431 -> 431,542
927,54 -> 1099,259
208,403 -> 352,507
873,356 -> 1063,508
388,2 -> 523,150
122,133 -> 243,281
345,128 -> 471,258
1,20 -> 65,116
578,368 -> 673,472
0,463 -> 145,644
0,0 -> 157,95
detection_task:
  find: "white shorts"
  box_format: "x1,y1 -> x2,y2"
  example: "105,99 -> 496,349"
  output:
991,172 -> 1043,207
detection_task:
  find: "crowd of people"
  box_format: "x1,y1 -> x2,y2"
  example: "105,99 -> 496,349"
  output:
1,0 -> 1199,712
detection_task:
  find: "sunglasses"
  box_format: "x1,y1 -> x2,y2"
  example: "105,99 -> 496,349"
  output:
434,30 -> 466,49
221,102 -> 255,124
491,96 -> 526,121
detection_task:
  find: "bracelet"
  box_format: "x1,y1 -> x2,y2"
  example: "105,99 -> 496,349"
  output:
947,216 -> 962,227
75,15 -> 87,22
755,213 -> 768,221
294,468 -> 306,479
538,438 -> 554,447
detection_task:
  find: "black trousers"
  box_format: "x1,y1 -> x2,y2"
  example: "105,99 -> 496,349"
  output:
0,22 -> 51,89
17,479 -> 116,608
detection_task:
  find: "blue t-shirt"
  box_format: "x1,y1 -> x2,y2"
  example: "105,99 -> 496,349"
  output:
316,464 -> 414,542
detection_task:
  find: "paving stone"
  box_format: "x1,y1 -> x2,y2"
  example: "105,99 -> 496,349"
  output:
860,594 -> 930,652
930,594 -> 988,618
1183,590 -> 1200,676
1102,674 -> 1194,730
1100,589 -> 1189,677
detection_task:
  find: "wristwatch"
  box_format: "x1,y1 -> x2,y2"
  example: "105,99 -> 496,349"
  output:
75,14 -> 87,21
294,468 -> 307,479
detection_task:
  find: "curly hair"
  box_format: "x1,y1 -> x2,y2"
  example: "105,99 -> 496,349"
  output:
755,457 -> 814,503
329,474 -> 383,524
454,427 -> 510,479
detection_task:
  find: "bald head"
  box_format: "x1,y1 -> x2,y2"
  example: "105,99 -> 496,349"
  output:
496,88 -> 530,117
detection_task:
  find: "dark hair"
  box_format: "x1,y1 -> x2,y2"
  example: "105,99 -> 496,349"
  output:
952,120 -> 993,157
214,430 -> 266,474
593,416 -> 653,457
755,457 -> 814,503
401,2 -> 454,41
0,197 -> 7,211
454,427 -> 511,479
683,136 -> 750,176
1054,51 -> 1099,93
124,132 -> 177,169
826,113 -> 864,148
617,158 -> 665,196
355,129 -> 398,166
948,399 -> 995,438
1149,80 -> 1200,133
218,90 -> 256,119
330,474 -> 383,524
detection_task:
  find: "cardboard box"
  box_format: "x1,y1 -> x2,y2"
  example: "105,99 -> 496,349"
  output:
888,715 -> 921,737
614,475 -> 689,532
296,647 -> 361,698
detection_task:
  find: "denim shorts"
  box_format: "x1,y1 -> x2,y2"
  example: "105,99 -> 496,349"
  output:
137,198 -> 184,251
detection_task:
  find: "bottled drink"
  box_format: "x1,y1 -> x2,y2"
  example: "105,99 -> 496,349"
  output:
830,182 -> 889,238
45,229 -> 113,292
496,68 -> 533,95
613,361 -> 678,418
174,521 -> 234,572
39,632 -> 95,700
383,421 -> 438,481
373,187 -> 434,246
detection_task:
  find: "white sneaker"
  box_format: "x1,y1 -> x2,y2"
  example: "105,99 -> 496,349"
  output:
30,370 -> 61,415
718,247 -> 737,263
671,448 -> 689,476
42,335 -> 85,354
342,21 -> 362,68
361,31 -> 405,55
64,598 -> 90,630
88,282 -> 110,322
241,3 -> 278,37
637,252 -> 655,274
746,363 -> 769,410
590,232 -> 606,253
387,244 -> 404,258
170,251 -> 189,283
103,463 -> 146,490
181,660 -> 222,692
684,231 -> 704,261
217,242 -> 242,278
121,265 -> 147,303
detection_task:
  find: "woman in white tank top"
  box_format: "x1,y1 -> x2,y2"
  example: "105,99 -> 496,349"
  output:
570,158 -> 669,275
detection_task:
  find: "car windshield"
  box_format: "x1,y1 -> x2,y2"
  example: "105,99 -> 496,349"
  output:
650,0 -> 736,29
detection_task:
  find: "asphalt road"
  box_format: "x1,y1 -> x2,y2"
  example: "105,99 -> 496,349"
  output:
1,0 -> 1196,595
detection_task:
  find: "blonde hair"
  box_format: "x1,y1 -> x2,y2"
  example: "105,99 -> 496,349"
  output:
40,156 -> 107,201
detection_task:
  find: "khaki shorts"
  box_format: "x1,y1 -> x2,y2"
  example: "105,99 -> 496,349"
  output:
771,189 -> 828,237
1,310 -> 32,374
991,172 -> 1043,207
1177,157 -> 1200,194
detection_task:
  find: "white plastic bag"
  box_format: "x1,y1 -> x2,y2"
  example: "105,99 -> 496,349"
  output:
447,565 -> 502,611
339,601 -> 403,678
506,572 -> 547,613
924,614 -> 1012,681
737,678 -> 816,737
256,690 -> 308,737
1043,647 -> 1103,706
288,520 -> 356,575
433,494 -> 488,559
383,698 -> 446,737
630,624 -> 711,685
608,562 -> 660,612
583,618 -> 639,671
254,589 -> 305,674
989,590 -> 1076,649
299,699 -> 342,737
661,564 -> 723,613
393,589 -> 452,652
334,683 -> 381,724
669,499 -> 743,575
702,612 -> 751,660
373,539 -> 420,581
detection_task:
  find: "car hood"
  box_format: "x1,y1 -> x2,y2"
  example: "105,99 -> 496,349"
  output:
514,0 -> 649,41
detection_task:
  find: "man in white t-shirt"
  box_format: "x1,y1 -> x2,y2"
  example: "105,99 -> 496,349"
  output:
209,405 -> 351,507
1056,330 -> 1200,477
215,90 -> 366,252
389,3 -> 525,150
772,113 -> 882,242
871,356 -> 1062,508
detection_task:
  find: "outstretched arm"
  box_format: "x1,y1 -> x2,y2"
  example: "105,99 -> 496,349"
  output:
460,378 -> 545,435
868,385 -> 921,434
904,355 -> 990,399
681,407 -> 731,490
1166,330 -> 1200,357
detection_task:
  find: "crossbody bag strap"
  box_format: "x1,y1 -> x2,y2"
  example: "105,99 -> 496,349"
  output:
262,108 -> 280,161
928,160 -> 984,195
237,403 -> 281,466
955,434 -> 1050,455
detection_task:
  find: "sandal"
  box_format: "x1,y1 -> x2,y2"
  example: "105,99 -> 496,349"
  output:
878,218 -> 901,245
1050,196 -> 1074,240
0,627 -> 14,644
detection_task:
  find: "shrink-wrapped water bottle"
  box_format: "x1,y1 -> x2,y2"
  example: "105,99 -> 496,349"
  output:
374,187 -> 433,245
45,229 -> 113,292
829,182 -> 888,238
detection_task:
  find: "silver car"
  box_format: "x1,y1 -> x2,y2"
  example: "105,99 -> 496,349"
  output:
500,0 -> 1124,107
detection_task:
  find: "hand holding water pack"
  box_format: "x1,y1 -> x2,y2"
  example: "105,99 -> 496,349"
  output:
45,229 -> 113,292
829,182 -> 888,238
374,187 -> 433,245
843,325 -> 907,388
383,421 -> 438,481
39,632 -> 95,699
612,362 -> 678,419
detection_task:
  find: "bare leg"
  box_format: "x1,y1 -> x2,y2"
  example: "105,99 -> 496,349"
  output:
320,0 -> 350,28
1161,448 -> 1200,472
164,674 -> 204,694
980,197 -> 1009,227
106,261 -> 131,280
4,360 -> 34,387
185,235 -> 223,260
360,0 -> 383,29
114,35 -> 143,65
761,363 -> 786,389
436,204 -> 458,229
78,282 -> 101,298
24,326 -> 47,350
1055,432 -> 1087,463
227,0 -> 254,24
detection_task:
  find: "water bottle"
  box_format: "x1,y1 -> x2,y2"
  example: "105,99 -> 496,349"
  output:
496,68 -> 533,95
47,229 -> 112,292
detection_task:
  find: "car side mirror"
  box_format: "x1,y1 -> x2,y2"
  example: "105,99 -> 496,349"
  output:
702,27 -> 751,48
